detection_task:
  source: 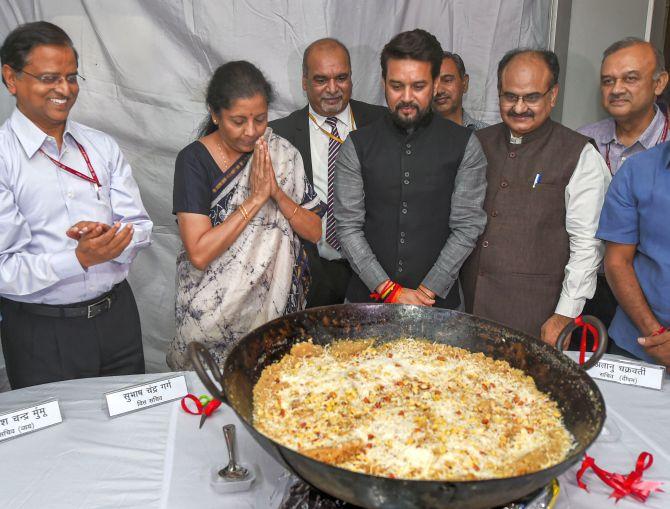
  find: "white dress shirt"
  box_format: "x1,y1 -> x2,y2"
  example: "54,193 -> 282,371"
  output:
555,142 -> 611,317
0,108 -> 153,305
308,103 -> 354,261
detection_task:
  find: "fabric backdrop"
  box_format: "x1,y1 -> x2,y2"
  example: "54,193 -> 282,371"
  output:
0,0 -> 551,378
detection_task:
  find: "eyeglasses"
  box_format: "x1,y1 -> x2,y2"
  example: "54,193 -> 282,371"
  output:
499,87 -> 553,106
17,68 -> 85,85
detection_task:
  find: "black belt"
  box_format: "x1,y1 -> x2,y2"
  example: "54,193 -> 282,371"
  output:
1,284 -> 119,319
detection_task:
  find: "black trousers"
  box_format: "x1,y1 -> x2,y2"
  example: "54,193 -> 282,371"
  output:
305,244 -> 352,308
1,280 -> 145,389
570,274 -> 619,351
583,274 -> 618,329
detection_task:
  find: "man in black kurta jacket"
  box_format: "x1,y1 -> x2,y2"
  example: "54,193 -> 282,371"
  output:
270,38 -> 385,307
333,29 -> 487,308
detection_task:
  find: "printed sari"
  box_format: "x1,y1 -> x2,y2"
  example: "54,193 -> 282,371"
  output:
167,129 -> 324,369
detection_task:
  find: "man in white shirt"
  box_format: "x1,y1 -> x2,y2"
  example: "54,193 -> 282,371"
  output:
461,49 -> 611,345
0,21 -> 152,388
270,38 -> 385,307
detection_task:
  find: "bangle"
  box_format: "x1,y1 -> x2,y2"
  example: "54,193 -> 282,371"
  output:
418,286 -> 433,299
652,326 -> 667,336
239,204 -> 250,221
288,204 -> 299,221
369,281 -> 403,303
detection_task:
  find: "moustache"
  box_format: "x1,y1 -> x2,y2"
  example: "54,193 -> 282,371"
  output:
507,109 -> 534,119
434,92 -> 451,101
607,94 -> 630,103
395,101 -> 419,113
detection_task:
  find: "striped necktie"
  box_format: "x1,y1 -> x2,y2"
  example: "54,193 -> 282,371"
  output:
325,116 -> 341,251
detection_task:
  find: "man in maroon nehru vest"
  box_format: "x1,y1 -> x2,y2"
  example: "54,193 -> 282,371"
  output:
461,49 -> 611,345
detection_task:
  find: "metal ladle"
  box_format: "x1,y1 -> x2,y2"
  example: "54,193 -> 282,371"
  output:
218,424 -> 250,481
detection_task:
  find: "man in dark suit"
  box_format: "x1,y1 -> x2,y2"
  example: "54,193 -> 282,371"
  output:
270,38 -> 385,307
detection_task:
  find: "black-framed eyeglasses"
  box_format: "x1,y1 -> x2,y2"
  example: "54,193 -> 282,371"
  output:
16,68 -> 85,85
499,87 -> 553,106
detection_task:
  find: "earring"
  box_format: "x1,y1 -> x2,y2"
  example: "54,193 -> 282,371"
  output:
213,119 -> 218,125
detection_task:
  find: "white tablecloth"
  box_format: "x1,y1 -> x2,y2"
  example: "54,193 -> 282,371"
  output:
1,360 -> 669,509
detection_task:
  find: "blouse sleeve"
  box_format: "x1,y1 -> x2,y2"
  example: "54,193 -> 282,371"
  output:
172,143 -> 211,216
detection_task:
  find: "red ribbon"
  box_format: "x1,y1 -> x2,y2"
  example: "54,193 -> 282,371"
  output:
652,326 -> 667,336
180,394 -> 221,417
577,452 -> 664,502
574,316 -> 599,366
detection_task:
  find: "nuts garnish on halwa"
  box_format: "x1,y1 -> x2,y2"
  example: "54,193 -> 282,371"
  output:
253,339 -> 573,480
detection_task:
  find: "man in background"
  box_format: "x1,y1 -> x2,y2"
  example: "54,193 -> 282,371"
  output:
579,38 -> 668,175
432,51 -> 488,130
578,38 -> 668,330
270,38 -> 385,307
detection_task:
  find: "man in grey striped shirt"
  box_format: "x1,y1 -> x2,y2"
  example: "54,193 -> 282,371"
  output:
433,51 -> 489,130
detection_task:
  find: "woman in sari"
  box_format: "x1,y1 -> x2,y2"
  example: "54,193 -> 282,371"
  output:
167,61 -> 324,370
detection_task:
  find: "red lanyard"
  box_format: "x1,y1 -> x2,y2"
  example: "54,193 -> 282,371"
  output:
605,107 -> 669,174
40,141 -> 101,196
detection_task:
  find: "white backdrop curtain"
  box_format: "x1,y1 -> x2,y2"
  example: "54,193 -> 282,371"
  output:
0,0 -> 551,380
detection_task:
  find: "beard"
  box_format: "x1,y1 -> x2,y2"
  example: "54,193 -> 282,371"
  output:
390,101 -> 431,130
319,95 -> 344,114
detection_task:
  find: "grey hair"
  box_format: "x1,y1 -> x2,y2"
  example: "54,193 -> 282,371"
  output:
602,37 -> 666,79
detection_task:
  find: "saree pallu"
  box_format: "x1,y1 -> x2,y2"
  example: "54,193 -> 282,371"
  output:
168,130 -> 323,369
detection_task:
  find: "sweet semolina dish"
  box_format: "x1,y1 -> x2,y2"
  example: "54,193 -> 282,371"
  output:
253,338 -> 574,480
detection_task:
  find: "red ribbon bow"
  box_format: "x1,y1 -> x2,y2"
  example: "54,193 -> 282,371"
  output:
577,452 -> 664,502
574,315 -> 599,366
180,394 -> 221,417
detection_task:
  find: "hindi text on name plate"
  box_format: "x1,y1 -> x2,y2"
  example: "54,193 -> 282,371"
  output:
105,374 -> 189,417
568,352 -> 665,390
0,399 -> 62,443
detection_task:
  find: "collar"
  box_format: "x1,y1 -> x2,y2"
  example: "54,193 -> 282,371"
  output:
601,105 -> 665,148
9,107 -> 77,158
308,103 -> 352,130
638,105 -> 665,149
462,109 -> 476,127
504,117 -> 553,145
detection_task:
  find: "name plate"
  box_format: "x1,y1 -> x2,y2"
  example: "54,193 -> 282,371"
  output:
105,374 -> 188,417
0,399 -> 62,443
567,352 -> 665,390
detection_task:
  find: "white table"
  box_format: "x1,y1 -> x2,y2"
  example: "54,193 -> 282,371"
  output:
1,361 -> 669,509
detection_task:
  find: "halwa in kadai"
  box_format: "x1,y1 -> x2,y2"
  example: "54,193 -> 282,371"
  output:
253,338 -> 574,480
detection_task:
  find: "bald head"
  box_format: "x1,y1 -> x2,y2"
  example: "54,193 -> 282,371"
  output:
302,38 -> 351,77
600,39 -> 668,121
603,38 -> 665,79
